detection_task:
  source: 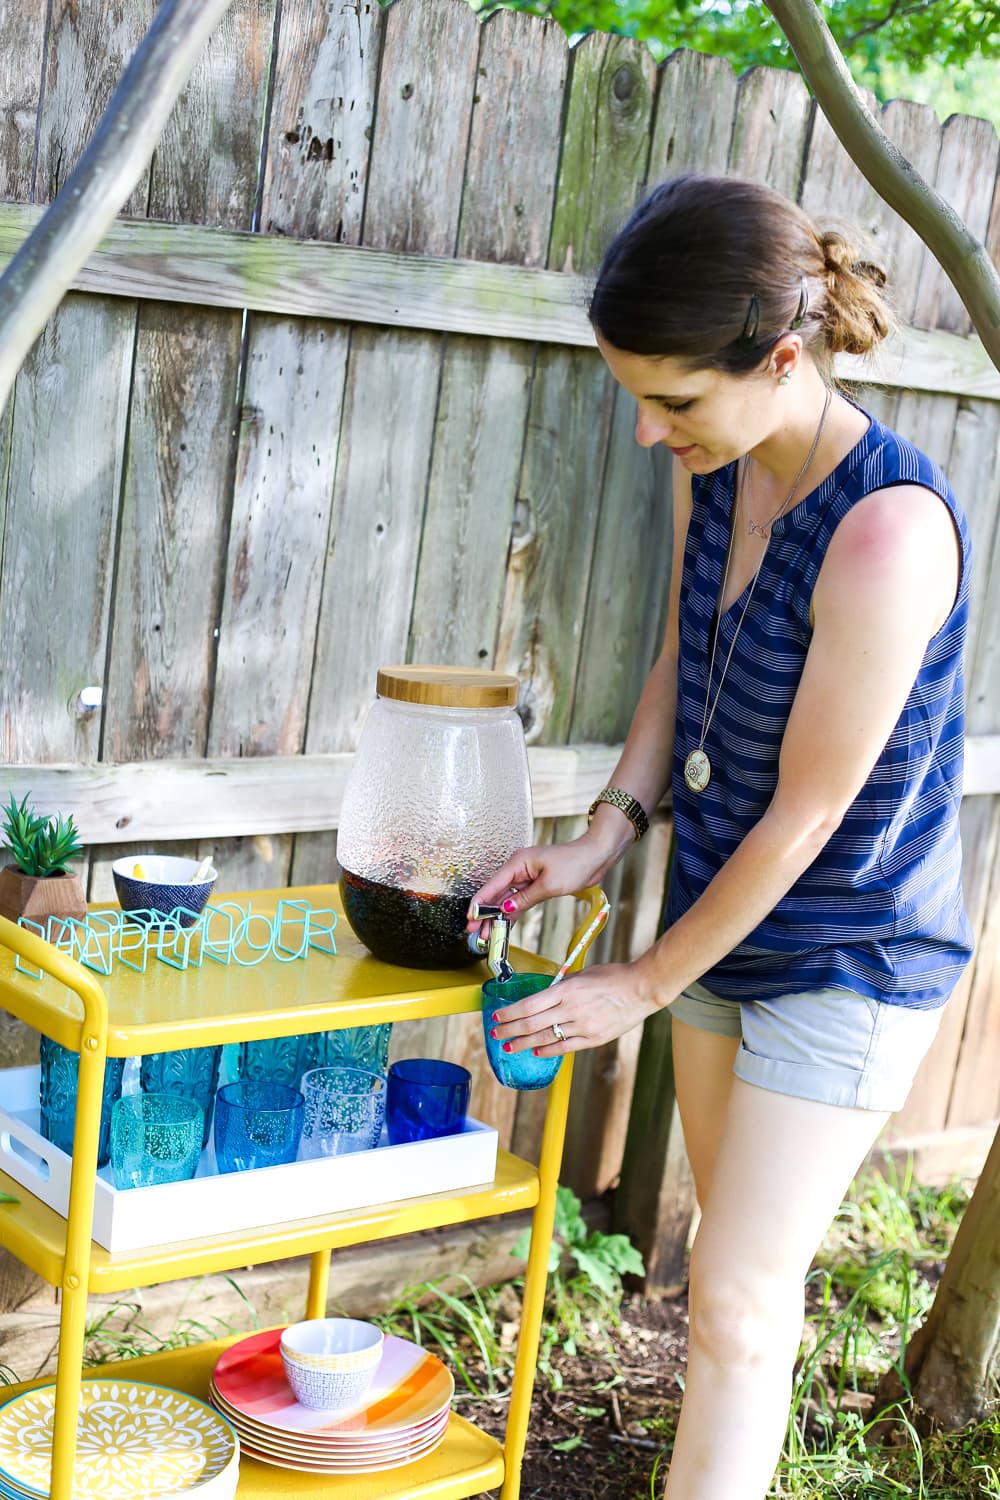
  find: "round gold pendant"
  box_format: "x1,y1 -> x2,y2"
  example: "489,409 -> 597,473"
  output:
684,748 -> 711,793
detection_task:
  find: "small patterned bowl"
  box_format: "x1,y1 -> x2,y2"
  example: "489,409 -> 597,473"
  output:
280,1318 -> 384,1411
112,854 -> 217,927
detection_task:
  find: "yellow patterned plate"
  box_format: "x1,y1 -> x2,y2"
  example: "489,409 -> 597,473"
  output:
0,1381 -> 238,1500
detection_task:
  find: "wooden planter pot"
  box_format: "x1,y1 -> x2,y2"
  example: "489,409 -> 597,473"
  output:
0,865 -> 87,935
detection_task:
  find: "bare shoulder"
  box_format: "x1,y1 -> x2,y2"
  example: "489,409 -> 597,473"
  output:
815,484 -> 960,637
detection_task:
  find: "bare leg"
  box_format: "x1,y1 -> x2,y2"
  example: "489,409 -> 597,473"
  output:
662,1079 -> 889,1500
670,1015 -> 741,1208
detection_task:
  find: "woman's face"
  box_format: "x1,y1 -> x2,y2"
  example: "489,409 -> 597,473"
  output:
597,337 -> 775,473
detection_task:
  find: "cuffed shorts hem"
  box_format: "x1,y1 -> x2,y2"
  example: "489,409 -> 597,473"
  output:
670,979 -> 945,1113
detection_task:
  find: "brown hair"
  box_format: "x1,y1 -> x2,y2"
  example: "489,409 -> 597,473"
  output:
589,175 -> 893,373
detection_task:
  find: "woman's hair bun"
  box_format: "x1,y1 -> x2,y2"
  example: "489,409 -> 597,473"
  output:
818,229 -> 893,358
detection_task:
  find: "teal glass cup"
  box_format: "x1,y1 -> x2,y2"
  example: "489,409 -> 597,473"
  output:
140,1045 -> 222,1149
38,1036 -> 125,1168
482,975 -> 564,1091
110,1093 -> 204,1190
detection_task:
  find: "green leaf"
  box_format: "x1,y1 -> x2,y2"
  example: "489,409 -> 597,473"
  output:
575,1405 -> 606,1418
571,1247 -> 618,1297
581,1230 -> 646,1278
0,1194 -> 19,1206
551,1436 -> 584,1452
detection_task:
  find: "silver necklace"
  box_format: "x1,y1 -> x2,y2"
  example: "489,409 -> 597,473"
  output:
683,387 -> 833,795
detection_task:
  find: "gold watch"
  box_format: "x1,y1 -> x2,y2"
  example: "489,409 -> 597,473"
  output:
587,787 -> 650,843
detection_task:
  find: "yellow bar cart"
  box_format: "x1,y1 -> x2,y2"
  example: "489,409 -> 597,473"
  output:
0,883 -> 606,1500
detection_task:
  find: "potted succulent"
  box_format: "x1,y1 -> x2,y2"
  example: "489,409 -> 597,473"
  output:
0,794 -> 87,932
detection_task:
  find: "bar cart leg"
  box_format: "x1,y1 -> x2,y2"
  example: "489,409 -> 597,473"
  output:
49,1024 -> 110,1500
500,1056 -> 575,1500
305,1248 -> 331,1319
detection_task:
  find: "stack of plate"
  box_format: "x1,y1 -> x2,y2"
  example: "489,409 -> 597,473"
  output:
209,1328 -> 454,1474
0,1380 -> 239,1500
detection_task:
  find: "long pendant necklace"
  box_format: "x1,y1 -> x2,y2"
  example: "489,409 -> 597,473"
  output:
683,387 -> 833,795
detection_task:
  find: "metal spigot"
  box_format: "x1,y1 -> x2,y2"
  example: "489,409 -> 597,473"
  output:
467,901 -> 515,983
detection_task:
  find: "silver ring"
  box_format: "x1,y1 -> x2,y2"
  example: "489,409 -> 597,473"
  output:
551,1021 -> 565,1043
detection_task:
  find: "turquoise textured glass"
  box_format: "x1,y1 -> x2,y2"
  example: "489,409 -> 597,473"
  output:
140,1045 -> 222,1148
110,1093 -> 204,1190
214,1080 -> 304,1173
38,1036 -> 125,1168
238,1024 -> 392,1091
237,1034 -> 317,1090
482,975 -> 564,1091
313,1024 -> 392,1075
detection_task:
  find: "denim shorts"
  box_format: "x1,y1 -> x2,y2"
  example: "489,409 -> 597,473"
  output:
670,979 -> 946,1112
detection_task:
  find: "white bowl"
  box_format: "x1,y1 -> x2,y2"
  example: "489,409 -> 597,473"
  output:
280,1317 -> 384,1371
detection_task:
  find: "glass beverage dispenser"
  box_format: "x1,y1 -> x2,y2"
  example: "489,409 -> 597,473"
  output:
337,666 -> 533,969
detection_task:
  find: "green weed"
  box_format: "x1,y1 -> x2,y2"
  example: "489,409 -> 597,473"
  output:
82,1276 -> 259,1366
373,1272 -> 508,1397
511,1184 -> 644,1388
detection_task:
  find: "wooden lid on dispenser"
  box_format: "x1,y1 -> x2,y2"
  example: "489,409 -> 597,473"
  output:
376,665 -> 519,709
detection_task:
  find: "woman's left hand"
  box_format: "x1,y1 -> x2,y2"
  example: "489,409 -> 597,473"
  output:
489,961 -> 662,1057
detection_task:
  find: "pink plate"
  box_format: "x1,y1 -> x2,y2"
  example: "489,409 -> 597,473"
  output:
237,1424 -> 448,1475
212,1329 -> 453,1438
209,1384 -> 448,1453
223,1412 -> 449,1468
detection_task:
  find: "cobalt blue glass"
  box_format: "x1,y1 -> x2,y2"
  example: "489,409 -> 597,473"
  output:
482,974 -> 564,1091
213,1080 -> 304,1174
140,1045 -> 222,1149
110,1093 -> 204,1190
385,1058 -> 471,1145
38,1035 -> 125,1168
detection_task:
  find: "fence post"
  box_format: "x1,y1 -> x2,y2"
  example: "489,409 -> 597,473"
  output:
614,1005 -> 697,1296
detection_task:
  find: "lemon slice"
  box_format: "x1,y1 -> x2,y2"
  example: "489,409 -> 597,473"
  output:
133,862 -> 147,879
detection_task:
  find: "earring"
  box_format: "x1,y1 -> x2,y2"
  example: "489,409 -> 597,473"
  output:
778,372 -> 792,386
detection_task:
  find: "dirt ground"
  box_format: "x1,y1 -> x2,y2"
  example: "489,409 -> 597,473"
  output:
455,1288 -> 690,1500
453,1256 -> 951,1500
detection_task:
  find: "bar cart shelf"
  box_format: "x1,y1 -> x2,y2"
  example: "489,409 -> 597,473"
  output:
0,883 -> 604,1500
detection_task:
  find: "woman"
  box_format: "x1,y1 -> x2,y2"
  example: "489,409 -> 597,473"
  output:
469,175 -> 973,1499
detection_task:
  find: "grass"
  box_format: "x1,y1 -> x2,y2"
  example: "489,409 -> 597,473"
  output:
81,1275 -> 260,1367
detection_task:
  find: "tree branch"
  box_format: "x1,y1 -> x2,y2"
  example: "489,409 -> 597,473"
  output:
0,0 -> 237,414
764,0 -> 1000,373
840,0 -> 949,50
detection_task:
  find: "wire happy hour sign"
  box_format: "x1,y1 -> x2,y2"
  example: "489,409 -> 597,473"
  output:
13,900 -> 338,980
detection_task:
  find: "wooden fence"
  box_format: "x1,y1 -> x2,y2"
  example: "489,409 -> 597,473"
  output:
2,0 -> 1000,1238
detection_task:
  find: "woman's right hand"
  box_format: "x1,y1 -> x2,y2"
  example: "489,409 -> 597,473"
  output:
466,832 -> 617,936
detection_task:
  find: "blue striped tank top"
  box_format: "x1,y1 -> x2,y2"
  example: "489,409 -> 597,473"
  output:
667,407 -> 974,1009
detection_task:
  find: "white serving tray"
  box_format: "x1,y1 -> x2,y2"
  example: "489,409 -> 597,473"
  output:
0,1066 -> 499,1254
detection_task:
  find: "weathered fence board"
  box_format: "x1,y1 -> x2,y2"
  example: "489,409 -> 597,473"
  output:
1,203 -> 999,401
534,33 -> 662,1191
259,0 -> 382,245
0,1 -> 47,202
727,65 -> 812,198
912,113 -> 999,338
0,296 -> 133,765
648,49 -> 739,181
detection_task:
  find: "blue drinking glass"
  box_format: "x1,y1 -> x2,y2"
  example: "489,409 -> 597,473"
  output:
213,1080 -> 304,1173
385,1058 -> 471,1145
140,1045 -> 222,1148
482,974 -> 564,1091
110,1093 -> 204,1190
38,1036 -> 125,1168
